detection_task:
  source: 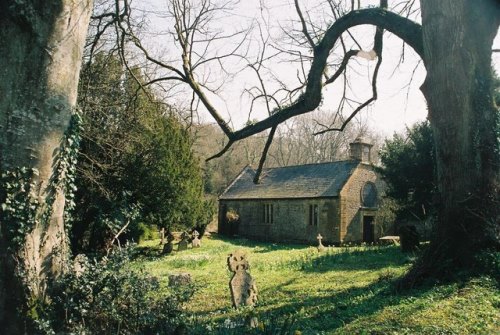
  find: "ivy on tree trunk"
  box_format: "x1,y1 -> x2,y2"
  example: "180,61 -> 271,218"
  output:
0,1 -> 92,332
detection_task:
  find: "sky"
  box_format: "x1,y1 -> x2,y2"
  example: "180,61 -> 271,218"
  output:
135,0 -> 500,137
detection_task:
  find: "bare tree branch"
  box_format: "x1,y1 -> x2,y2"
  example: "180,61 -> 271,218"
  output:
206,139 -> 235,161
294,0 -> 315,48
315,1 -> 387,136
324,49 -> 359,85
253,126 -> 277,183
228,8 -> 422,143
95,1 -> 422,173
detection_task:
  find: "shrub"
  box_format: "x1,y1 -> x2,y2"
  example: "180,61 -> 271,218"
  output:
474,250 -> 500,280
43,247 -> 193,334
133,223 -> 159,242
220,209 -> 240,235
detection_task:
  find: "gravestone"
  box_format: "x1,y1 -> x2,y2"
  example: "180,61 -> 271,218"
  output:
162,231 -> 175,254
177,231 -> 190,251
168,273 -> 192,286
159,227 -> 165,245
227,250 -> 258,308
317,233 -> 326,252
192,230 -> 201,248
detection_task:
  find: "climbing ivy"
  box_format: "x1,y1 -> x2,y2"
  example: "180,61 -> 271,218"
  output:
0,167 -> 39,249
0,110 -> 82,250
57,111 -> 83,230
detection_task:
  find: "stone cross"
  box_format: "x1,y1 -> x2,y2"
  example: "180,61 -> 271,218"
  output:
227,250 -> 258,308
177,231 -> 189,251
192,230 -> 201,248
317,233 -> 326,252
162,231 -> 175,254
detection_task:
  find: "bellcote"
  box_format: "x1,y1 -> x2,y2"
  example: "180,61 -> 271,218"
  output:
349,136 -> 373,163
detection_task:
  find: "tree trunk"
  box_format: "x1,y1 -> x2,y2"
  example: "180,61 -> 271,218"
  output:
0,1 -> 92,332
406,0 -> 499,284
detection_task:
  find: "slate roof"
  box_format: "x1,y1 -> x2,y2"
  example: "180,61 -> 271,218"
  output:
220,160 -> 360,200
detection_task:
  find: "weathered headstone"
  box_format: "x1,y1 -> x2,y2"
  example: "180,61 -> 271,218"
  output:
159,227 -> 165,245
168,272 -> 192,287
162,231 -> 175,254
177,231 -> 189,251
317,233 -> 326,252
227,250 -> 258,308
192,230 -> 201,248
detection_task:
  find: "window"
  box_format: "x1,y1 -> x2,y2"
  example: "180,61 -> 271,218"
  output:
309,204 -> 319,226
363,146 -> 370,161
362,182 -> 378,207
263,204 -> 274,224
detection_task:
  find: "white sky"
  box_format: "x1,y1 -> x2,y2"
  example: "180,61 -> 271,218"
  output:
135,0 -> 500,137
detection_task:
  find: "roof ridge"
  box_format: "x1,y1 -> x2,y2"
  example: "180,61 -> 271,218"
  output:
219,160 -> 366,200
265,159 -> 357,170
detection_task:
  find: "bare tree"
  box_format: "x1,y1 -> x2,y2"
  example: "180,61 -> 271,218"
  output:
124,0 -> 499,285
268,111 -> 364,166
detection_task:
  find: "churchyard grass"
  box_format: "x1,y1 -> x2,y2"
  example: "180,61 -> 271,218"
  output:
135,236 -> 499,334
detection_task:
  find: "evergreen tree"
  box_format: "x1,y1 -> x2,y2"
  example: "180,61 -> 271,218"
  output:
73,52 -> 208,252
378,121 -> 436,221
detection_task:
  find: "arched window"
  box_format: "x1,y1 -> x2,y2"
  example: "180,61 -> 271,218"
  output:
361,182 -> 378,207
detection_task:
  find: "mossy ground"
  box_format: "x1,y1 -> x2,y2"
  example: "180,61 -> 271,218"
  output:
135,236 -> 499,334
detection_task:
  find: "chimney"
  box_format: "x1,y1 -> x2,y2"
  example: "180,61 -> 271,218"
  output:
349,136 -> 373,163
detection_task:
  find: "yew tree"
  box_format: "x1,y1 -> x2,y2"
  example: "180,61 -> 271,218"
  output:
73,53 -> 208,253
379,121 -> 436,222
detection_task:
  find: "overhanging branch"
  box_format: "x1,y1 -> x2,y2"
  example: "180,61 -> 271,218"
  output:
316,8 -> 386,136
253,126 -> 277,184
206,140 -> 235,161
227,8 -> 422,143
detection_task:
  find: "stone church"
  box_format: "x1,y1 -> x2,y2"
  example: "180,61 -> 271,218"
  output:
218,138 -> 386,244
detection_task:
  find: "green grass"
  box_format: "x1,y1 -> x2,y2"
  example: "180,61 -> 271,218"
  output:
135,236 -> 499,335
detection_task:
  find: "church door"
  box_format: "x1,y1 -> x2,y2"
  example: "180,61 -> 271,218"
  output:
362,216 -> 375,243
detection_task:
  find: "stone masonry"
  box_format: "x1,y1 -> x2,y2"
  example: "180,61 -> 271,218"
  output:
219,138 -> 386,244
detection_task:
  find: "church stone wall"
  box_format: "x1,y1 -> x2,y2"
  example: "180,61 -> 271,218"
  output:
339,164 -> 385,242
219,164 -> 385,244
219,198 -> 340,244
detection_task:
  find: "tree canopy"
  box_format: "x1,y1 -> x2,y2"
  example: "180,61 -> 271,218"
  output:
73,52 -> 209,252
379,121 -> 436,221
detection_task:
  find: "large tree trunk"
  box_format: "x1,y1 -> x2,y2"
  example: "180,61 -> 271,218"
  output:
407,0 -> 499,284
0,1 -> 92,332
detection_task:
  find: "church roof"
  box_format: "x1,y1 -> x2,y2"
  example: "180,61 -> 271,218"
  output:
219,160 -> 360,200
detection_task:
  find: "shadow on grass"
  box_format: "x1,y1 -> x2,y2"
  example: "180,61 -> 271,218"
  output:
131,244 -> 163,260
256,278 -> 453,334
215,235 -> 311,253
294,246 -> 414,273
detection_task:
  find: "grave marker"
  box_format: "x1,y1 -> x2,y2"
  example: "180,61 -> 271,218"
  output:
317,233 -> 326,252
177,231 -> 190,251
162,231 -> 175,254
227,250 -> 258,308
192,230 -> 201,248
159,227 -> 165,245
